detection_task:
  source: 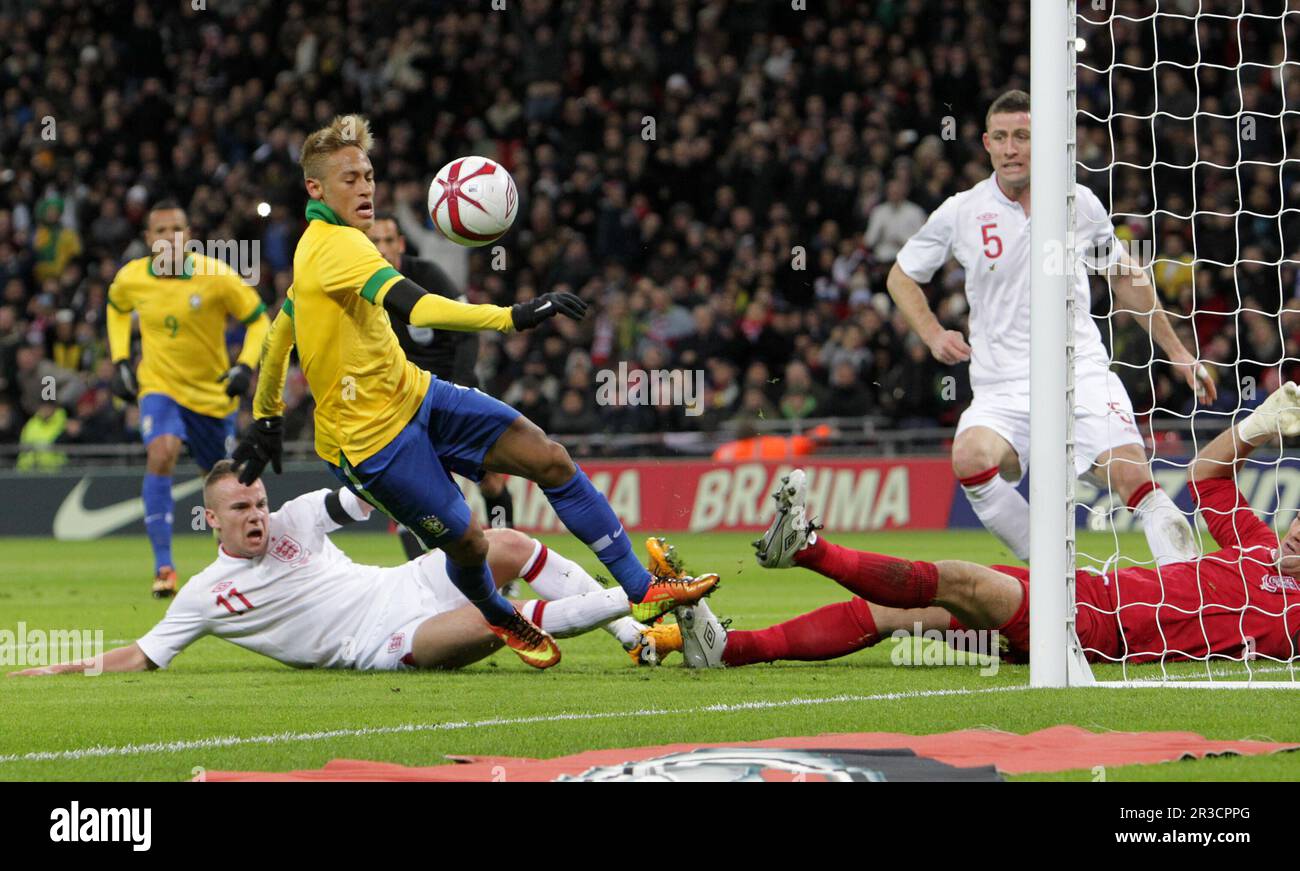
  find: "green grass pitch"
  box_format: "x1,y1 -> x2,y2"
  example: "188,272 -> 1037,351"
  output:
2,529 -> 1299,781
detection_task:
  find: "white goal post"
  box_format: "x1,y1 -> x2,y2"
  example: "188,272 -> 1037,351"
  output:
1030,0 -> 1083,687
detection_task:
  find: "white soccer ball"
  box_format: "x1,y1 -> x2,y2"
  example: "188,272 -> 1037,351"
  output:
427,156 -> 518,247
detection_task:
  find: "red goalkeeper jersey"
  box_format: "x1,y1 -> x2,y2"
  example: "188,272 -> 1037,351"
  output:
1077,478 -> 1300,662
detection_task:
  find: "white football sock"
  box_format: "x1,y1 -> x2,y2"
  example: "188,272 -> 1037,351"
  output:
520,590 -> 633,638
519,541 -> 644,646
1133,486 -> 1197,566
961,471 -> 1031,560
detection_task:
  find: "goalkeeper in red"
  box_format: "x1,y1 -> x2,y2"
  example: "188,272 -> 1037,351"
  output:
668,384 -> 1300,669
234,115 -> 714,669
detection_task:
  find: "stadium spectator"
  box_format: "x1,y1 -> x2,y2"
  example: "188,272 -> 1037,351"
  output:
0,0 -> 1290,459
863,177 -> 927,264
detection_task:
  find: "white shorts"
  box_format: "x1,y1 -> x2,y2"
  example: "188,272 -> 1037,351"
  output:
956,369 -> 1143,481
352,551 -> 471,671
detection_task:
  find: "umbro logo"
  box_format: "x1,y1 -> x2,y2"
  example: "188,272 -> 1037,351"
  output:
977,211 -> 998,221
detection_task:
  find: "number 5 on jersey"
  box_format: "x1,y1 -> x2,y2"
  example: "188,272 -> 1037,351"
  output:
981,223 -> 1002,259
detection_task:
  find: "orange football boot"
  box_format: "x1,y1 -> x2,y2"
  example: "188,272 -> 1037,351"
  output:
489,609 -> 561,669
152,566 -> 178,599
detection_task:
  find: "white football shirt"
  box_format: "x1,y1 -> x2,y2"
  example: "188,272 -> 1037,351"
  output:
136,488 -> 415,670
895,174 -> 1117,390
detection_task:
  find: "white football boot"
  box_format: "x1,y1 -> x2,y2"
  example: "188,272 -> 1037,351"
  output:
678,600 -> 727,668
753,468 -> 814,568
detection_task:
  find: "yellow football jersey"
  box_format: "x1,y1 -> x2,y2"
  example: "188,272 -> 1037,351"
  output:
107,254 -> 267,418
289,201 -> 431,465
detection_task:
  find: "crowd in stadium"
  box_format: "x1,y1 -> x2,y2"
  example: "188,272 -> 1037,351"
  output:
1,0 -> 1297,466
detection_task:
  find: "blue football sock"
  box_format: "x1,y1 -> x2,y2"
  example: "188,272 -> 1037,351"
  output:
142,473 -> 174,573
446,558 -> 515,625
543,467 -> 651,602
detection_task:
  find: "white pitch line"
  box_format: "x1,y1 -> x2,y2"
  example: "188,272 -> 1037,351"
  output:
0,684 -> 1034,765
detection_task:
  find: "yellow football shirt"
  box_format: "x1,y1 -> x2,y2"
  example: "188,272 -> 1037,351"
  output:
289,201 -> 433,465
107,254 -> 267,418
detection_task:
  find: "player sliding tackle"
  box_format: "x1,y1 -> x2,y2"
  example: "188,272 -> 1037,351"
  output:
664,383 -> 1300,669
887,89 -> 1215,566
8,461 -> 659,676
232,115 -> 715,669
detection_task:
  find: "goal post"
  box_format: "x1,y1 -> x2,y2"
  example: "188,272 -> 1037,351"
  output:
1029,0 -> 1083,687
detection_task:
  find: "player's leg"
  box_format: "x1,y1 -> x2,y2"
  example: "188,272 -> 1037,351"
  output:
704,599 -> 954,667
138,394 -> 186,597
479,471 -> 514,528
752,468 -> 1024,643
502,532 -> 646,647
483,415 -> 654,596
333,408 -> 560,668
1081,371 -> 1196,565
406,538 -> 643,668
407,606 -> 503,670
430,379 -> 715,617
952,403 -> 1031,560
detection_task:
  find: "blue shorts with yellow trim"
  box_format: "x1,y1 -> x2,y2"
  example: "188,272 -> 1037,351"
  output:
139,393 -> 237,472
331,377 -> 520,547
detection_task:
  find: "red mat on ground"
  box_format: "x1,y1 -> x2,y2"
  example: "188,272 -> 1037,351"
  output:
198,725 -> 1298,781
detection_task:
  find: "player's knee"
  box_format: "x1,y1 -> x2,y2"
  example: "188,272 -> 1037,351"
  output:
145,439 -> 180,474
1103,455 -> 1149,501
484,528 -> 534,582
934,560 -> 978,607
952,444 -> 995,481
445,527 -> 490,565
533,440 -> 576,489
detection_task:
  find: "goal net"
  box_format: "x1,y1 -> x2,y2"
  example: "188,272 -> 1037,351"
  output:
1057,0 -> 1300,685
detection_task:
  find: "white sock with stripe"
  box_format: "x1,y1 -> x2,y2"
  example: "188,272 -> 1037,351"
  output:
960,467 -> 1031,561
519,541 -> 644,646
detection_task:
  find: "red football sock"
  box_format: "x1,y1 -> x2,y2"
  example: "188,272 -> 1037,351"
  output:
722,598 -> 879,666
793,535 -> 939,609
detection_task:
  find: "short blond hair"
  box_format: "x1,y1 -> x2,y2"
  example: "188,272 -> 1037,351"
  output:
203,459 -> 241,507
300,114 -> 374,180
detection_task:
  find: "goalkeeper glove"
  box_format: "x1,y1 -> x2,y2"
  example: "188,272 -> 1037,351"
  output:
110,361 -> 138,403
232,417 -> 283,485
511,292 -> 589,331
1238,381 -> 1300,445
221,363 -> 254,398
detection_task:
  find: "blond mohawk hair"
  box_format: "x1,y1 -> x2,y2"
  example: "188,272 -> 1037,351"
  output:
300,114 -> 374,179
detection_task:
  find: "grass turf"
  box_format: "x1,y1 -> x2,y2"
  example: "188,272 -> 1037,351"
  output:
2,529 -> 1299,781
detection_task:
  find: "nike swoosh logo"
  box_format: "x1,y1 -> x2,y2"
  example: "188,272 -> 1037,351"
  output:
536,301 -> 553,312
53,476 -> 206,541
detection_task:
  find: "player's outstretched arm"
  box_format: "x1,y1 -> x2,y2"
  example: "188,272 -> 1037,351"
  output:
1190,382 -> 1300,481
886,263 -> 970,364
1108,247 -> 1216,403
7,642 -> 156,677
381,278 -> 587,333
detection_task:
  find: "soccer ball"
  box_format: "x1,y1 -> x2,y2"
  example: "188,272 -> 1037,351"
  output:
428,156 -> 518,247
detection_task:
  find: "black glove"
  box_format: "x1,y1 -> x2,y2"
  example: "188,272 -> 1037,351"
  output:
221,363 -> 254,397
510,292 -> 589,331
110,360 -> 138,403
231,416 -> 283,485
